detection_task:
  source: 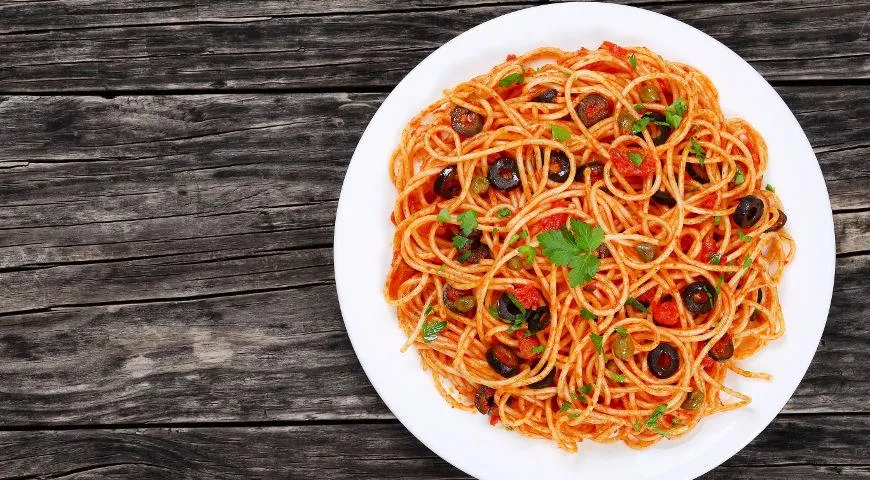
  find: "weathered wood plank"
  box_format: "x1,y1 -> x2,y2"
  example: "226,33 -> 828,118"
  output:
0,255 -> 863,425
0,416 -> 867,478
0,0 -> 867,92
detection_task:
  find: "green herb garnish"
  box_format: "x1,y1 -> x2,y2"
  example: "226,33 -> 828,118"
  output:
457,251 -> 472,263
580,308 -> 596,321
709,253 -> 722,265
497,207 -> 512,218
559,401 -> 572,413
421,319 -> 447,343
615,326 -> 627,337
737,230 -> 752,243
506,293 -> 527,315
713,216 -> 721,226
733,166 -> 745,186
497,67 -> 525,87
532,345 -> 546,355
552,124 -> 571,142
609,372 -> 627,383
631,116 -> 651,134
437,208 -> 451,224
452,235 -> 472,249
633,103 -> 646,111
715,275 -> 724,295
665,98 -> 687,129
690,137 -> 706,165
743,253 -> 752,269
488,305 -> 500,319
567,413 -> 581,419
628,53 -> 637,69
590,333 -> 603,354
765,183 -> 776,192
518,245 -> 537,264
537,219 -> 605,287
625,297 -> 650,313
628,153 -> 644,166
456,210 -> 478,236
424,304 -> 434,316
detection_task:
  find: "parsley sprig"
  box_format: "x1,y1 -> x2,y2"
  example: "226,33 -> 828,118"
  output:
498,66 -> 525,87
537,219 -> 604,288
690,137 -> 706,165
665,98 -> 687,129
634,403 -> 672,437
421,319 -> 447,343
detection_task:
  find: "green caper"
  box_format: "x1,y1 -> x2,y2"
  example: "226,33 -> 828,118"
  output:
506,255 -> 524,271
635,242 -> 656,262
681,389 -> 705,410
639,85 -> 660,103
612,335 -> 634,360
453,295 -> 476,313
471,176 -> 490,194
617,110 -> 635,134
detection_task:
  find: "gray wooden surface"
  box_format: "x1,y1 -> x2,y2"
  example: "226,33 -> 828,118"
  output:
0,1 -> 868,478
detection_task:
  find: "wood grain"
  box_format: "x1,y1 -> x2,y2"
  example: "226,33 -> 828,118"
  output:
0,415 -> 867,479
1,0 -> 867,92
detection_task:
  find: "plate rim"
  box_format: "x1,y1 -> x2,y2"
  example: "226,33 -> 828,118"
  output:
334,2 -> 835,479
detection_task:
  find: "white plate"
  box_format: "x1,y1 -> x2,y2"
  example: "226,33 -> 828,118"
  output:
334,3 -> 835,479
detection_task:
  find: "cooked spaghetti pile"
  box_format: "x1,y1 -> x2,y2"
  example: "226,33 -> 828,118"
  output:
385,42 -> 793,451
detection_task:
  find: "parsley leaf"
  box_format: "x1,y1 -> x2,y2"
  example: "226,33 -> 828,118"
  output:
551,124 -> 571,142
690,137 -> 706,165
437,208 -> 451,224
590,333 -> 603,354
625,297 -> 650,313
733,166 -> 745,185
765,183 -> 776,192
715,275 -> 724,295
421,320 -> 448,343
457,251 -> 472,263
568,254 -> 600,287
508,233 -> 520,245
743,253 -> 752,269
487,305 -> 500,319
559,401 -> 572,413
436,265 -> 446,275
580,308 -> 596,321
452,235 -> 472,250
609,372 -> 627,383
615,326 -> 627,337
538,219 -> 604,288
497,67 -> 525,87
713,216 -> 721,226
665,98 -> 687,129
518,245 -> 536,264
644,404 -> 669,429
456,210 -> 478,236
505,293 -> 526,315
497,207 -> 512,218
424,304 -> 434,316
631,115 -> 651,134
737,230 -> 752,243
709,253 -> 722,265
532,345 -> 546,354
628,53 -> 637,69
628,153 -> 644,166
567,413 -> 581,419
578,383 -> 593,395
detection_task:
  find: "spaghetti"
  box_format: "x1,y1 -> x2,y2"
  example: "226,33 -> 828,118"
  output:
384,42 -> 793,451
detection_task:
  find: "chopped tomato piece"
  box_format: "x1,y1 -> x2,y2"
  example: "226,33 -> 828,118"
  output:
701,356 -> 715,370
516,331 -> 542,360
512,285 -> 543,309
636,288 -> 656,304
601,41 -> 629,58
505,53 -> 517,61
680,235 -> 693,252
531,213 -> 570,236
489,412 -> 500,426
652,300 -> 680,327
700,193 -> 718,209
434,222 -> 454,240
662,414 -> 675,426
700,234 -> 717,260
610,148 -> 655,178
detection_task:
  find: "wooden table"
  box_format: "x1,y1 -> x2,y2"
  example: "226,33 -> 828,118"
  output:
0,1 -> 867,478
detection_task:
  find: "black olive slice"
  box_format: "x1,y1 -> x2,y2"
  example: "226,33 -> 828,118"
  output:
732,195 -> 765,228
681,280 -> 716,315
497,292 -> 524,322
525,307 -> 551,334
450,105 -> 484,137
486,344 -> 520,378
648,343 -> 680,379
547,152 -> 571,183
652,190 -> 677,207
488,157 -> 521,191
528,368 -> 556,389
765,208 -> 787,232
687,163 -> 710,184
708,333 -> 734,362
434,166 -> 461,199
532,89 -> 558,103
576,93 -> 613,127
474,385 -> 495,414
635,112 -> 671,146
